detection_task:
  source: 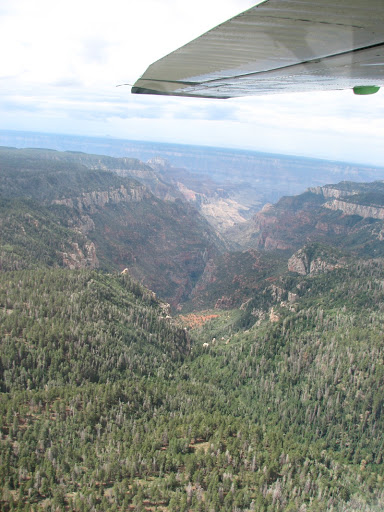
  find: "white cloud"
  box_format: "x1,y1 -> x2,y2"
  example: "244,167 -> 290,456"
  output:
0,0 -> 256,85
0,0 -> 383,166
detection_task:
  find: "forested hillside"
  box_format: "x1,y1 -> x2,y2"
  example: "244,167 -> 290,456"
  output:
0,147 -> 223,306
0,269 -> 188,391
1,147 -> 384,511
0,198 -> 96,271
228,181 -> 384,257
185,249 -> 286,312
1,260 -> 384,511
0,146 -> 180,202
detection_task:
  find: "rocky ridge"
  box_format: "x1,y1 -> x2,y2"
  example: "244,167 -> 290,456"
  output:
61,241 -> 98,269
308,185 -> 358,199
288,244 -> 344,275
0,147 -> 224,307
52,184 -> 150,214
148,157 -> 255,233
324,199 -> 384,220
227,181 -> 384,256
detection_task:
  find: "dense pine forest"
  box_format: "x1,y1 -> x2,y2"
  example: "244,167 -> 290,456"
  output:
1,147 -> 384,511
1,263 -> 384,511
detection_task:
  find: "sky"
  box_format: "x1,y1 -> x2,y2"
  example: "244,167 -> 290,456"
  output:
0,0 -> 384,166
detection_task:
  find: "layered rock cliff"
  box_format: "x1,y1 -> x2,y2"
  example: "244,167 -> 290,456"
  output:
308,185 -> 357,199
0,147 -> 224,307
324,199 -> 384,220
148,157 -> 255,233
227,181 -> 384,257
288,244 -> 344,276
52,184 -> 150,214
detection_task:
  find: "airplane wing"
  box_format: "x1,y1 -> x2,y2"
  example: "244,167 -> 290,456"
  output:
132,0 -> 384,98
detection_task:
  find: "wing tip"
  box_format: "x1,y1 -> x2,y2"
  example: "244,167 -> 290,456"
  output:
353,85 -> 381,95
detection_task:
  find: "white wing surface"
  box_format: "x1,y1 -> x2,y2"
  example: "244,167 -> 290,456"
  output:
132,0 -> 384,98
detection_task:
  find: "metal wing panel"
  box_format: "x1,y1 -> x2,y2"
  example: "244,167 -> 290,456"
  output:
132,0 -> 384,98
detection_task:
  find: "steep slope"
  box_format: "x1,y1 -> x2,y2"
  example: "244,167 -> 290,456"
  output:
0,269 -> 188,391
4,138 -> 384,238
1,259 -> 383,511
182,257 -> 384,511
148,157 -> 261,232
0,269 -> 194,511
1,146 -> 384,511
0,145 -> 183,202
0,146 -> 224,306
228,181 -> 384,257
0,198 -> 97,271
182,242 -> 346,314
184,248 -> 286,312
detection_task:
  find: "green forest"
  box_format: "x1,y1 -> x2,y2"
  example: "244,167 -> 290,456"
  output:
1,147 -> 384,511
1,261 -> 384,511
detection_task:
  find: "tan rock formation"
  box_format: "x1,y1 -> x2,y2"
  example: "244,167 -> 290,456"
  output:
324,199 -> 384,220
61,241 -> 98,269
52,185 -> 150,214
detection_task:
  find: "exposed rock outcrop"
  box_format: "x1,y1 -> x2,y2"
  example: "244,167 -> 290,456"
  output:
76,215 -> 96,235
61,241 -> 98,269
228,181 -> 384,255
288,245 -> 343,276
269,307 -> 280,323
324,199 -> 384,220
270,285 -> 285,301
52,185 -> 150,213
308,186 -> 357,199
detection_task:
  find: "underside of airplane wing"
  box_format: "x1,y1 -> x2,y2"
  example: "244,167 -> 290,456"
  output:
132,0 -> 384,98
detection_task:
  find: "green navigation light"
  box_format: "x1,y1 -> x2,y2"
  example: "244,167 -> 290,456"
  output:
353,86 -> 381,95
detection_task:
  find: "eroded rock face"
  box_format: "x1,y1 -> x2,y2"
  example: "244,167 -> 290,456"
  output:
270,285 -> 285,301
52,185 -> 150,213
288,291 -> 298,303
61,241 -> 98,269
308,186 -> 357,200
75,215 -> 95,235
288,252 -> 310,275
288,246 -> 342,276
215,296 -> 234,309
269,307 -> 280,323
229,181 -> 384,255
324,200 -> 384,220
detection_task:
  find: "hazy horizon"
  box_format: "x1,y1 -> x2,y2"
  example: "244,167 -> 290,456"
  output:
1,128 -> 384,170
